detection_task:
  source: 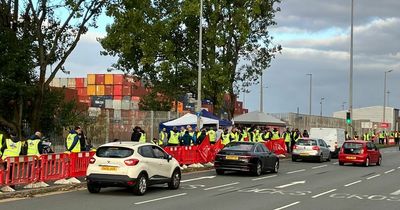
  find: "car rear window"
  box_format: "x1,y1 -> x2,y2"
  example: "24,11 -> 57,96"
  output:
297,139 -> 317,146
223,143 -> 253,151
96,147 -> 134,158
343,143 -> 363,154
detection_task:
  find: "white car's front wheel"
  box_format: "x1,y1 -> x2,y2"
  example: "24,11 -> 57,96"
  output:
168,169 -> 181,189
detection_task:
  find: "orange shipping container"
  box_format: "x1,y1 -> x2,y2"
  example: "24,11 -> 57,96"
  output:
113,74 -> 123,85
87,74 -> 96,85
105,74 -> 114,85
87,85 -> 96,96
105,85 -> 113,95
96,85 -> 105,95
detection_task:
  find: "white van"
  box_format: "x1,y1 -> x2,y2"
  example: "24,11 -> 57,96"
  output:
309,128 -> 346,157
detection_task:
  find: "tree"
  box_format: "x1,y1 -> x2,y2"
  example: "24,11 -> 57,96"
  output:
0,0 -> 107,134
101,0 -> 282,119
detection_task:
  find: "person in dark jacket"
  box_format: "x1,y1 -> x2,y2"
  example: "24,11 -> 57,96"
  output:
78,130 -> 87,151
180,131 -> 193,146
65,127 -> 82,153
26,131 -> 44,155
131,126 -> 142,142
196,129 -> 207,145
302,130 -> 309,138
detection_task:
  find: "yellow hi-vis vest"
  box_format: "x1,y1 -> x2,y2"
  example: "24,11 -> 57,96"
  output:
241,131 -> 248,142
2,139 -> 22,160
283,132 -> 291,142
208,130 -> 216,143
66,133 -> 81,153
27,139 -> 41,155
271,131 -> 280,140
0,134 -> 3,156
379,132 -> 385,138
222,134 -> 231,145
168,131 -> 180,145
139,132 -> 146,143
255,130 -> 263,142
159,132 -> 165,141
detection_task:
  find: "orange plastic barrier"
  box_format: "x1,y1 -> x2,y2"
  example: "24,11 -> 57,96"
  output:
69,151 -> 95,177
2,156 -> 40,186
40,153 -> 69,182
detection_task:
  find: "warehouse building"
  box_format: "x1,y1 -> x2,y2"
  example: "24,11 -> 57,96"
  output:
333,106 -> 400,130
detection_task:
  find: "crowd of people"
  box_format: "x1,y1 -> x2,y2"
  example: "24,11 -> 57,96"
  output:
0,126 -> 91,162
357,130 -> 400,145
128,125 -> 312,153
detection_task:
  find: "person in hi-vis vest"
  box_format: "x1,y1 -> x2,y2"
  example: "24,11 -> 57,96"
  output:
66,126 -> 82,153
27,131 -> 44,156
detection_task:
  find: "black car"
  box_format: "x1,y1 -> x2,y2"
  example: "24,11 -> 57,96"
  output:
214,142 -> 279,176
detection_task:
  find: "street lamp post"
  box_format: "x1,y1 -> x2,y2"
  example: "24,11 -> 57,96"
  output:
196,0 -> 203,129
306,73 -> 312,115
348,0 -> 354,137
320,97 -> 325,117
383,70 -> 393,123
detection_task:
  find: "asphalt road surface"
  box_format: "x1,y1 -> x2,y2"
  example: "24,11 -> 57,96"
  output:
1,147 -> 400,210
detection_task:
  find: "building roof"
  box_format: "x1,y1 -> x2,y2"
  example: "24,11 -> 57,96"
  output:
233,111 -> 286,126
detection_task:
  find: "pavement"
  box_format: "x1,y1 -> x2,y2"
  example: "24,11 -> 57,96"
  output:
1,146 -> 400,210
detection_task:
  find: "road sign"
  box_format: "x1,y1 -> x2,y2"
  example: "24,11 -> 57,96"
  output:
380,123 -> 390,128
361,122 -> 373,129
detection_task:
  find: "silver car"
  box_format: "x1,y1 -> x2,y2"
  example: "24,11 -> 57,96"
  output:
292,138 -> 331,162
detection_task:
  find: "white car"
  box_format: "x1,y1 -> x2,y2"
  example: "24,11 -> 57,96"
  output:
86,142 -> 181,195
292,138 -> 331,162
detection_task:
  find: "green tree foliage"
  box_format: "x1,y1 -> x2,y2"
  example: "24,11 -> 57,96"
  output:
0,0 -> 106,136
139,92 -> 172,111
101,0 -> 282,118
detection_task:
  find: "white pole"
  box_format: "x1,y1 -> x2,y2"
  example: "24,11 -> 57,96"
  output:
349,0 -> 354,137
196,0 -> 203,128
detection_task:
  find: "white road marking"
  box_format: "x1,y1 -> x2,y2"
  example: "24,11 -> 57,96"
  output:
333,162 -> 339,165
218,186 -> 235,191
312,165 -> 328,169
344,180 -> 362,187
390,189 -> 400,196
398,166 -> 400,169
181,175 -> 216,183
287,169 -> 306,174
366,174 -> 381,180
252,174 -> 277,181
134,193 -> 187,205
384,169 -> 395,174
275,181 -> 306,189
204,182 -> 240,191
274,201 -> 301,210
312,189 -> 337,198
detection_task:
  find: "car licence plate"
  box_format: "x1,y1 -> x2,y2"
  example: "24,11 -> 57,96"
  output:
226,155 -> 239,160
101,166 -> 117,171
300,153 -> 309,156
346,156 -> 356,160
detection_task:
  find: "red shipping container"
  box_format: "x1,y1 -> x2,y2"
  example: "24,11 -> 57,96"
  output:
122,85 -> 131,96
113,74 -> 123,85
113,85 -> 123,96
131,87 -> 148,97
95,74 -> 105,85
134,80 -> 141,87
75,78 -> 85,88
114,95 -> 122,100
105,85 -> 113,95
77,87 -> 87,96
78,95 -> 90,104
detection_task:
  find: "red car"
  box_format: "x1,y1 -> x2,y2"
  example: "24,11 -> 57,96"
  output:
338,140 -> 382,167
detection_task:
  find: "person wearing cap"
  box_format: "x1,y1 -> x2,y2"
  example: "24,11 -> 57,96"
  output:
65,126 -> 82,153
207,127 -> 217,144
27,131 -> 44,156
271,128 -> 280,140
131,126 -> 142,142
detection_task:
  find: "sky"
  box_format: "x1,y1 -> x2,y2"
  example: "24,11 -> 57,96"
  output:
61,0 -> 400,117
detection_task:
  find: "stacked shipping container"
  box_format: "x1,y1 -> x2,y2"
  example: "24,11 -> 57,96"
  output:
49,74 -> 149,111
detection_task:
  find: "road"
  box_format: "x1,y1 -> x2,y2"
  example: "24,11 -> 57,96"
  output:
1,147 -> 400,210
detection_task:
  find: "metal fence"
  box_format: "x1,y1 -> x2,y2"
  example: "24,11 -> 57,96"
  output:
52,110 -> 182,151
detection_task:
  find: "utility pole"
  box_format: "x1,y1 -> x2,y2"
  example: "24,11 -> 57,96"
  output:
196,0 -> 203,129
